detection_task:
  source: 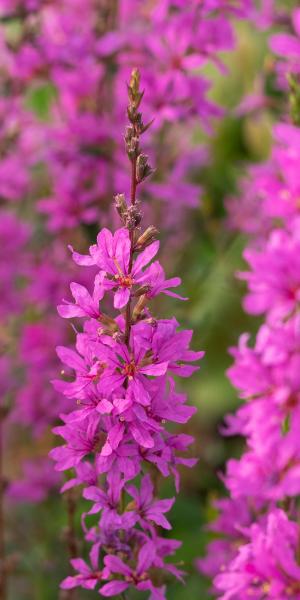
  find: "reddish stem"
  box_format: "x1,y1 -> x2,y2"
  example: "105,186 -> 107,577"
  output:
124,151 -> 138,347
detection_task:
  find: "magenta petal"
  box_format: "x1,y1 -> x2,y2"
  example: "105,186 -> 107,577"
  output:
113,397 -> 132,413
164,290 -> 188,301
100,440 -> 113,457
56,346 -> 85,371
141,361 -> 168,376
270,33 -> 300,59
140,474 -> 153,504
96,31 -> 125,56
100,581 -> 130,596
114,287 -> 130,309
129,378 -> 150,405
96,399 -> 113,414
130,423 -> 154,448
146,511 -> 172,530
137,542 -> 156,574
69,245 -> 95,266
60,576 -> 79,590
57,304 -> 85,318
133,241 -> 159,273
70,558 -> 90,573
104,555 -> 132,576
61,478 -> 77,493
108,422 -> 125,450
83,486 -> 106,503
293,9 -> 300,37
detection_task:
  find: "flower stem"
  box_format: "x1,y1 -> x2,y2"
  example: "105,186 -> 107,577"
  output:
124,159 -> 137,347
124,72 -> 139,348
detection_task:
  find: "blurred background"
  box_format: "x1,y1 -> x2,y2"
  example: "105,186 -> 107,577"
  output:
0,1 -> 294,598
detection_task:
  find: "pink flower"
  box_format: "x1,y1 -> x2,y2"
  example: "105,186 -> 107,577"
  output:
215,510 -> 300,599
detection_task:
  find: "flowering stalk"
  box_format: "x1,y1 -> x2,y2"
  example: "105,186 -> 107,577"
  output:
199,8 -> 300,598
51,69 -> 203,598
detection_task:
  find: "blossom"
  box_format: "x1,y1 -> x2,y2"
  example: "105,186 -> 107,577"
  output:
126,474 -> 175,530
58,274 -> 105,319
61,547 -> 105,591
100,543 -> 167,598
51,71 -> 202,599
270,9 -> 300,81
215,510 -> 300,600
240,225 -> 300,321
199,12 -> 300,595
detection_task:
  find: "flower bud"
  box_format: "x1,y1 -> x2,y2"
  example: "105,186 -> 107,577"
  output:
126,135 -> 139,159
98,313 -> 119,334
133,294 -> 148,320
124,125 -> 134,144
127,69 -> 144,110
136,154 -> 154,183
115,193 -> 127,221
135,226 -> 159,250
125,203 -> 142,230
135,285 -> 151,297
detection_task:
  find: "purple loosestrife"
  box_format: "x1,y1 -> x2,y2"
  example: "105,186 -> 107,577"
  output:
51,70 -> 203,598
199,8 -> 300,599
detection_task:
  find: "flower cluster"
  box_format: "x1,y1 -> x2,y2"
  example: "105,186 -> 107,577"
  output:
199,8 -> 300,599
0,0 -> 253,505
214,509 -> 300,599
51,70 -> 203,597
198,3 -> 300,600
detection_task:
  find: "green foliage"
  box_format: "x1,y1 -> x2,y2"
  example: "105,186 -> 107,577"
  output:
25,83 -> 57,120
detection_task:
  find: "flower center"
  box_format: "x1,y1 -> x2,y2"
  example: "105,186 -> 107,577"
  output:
87,361 -> 106,383
123,361 -> 137,379
114,273 -> 134,288
171,55 -> 182,69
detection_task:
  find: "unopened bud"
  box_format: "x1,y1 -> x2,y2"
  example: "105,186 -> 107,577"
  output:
127,69 -> 144,110
126,135 -> 139,159
134,112 -> 144,133
145,317 -> 157,328
115,193 -> 127,220
98,314 -> 119,334
125,203 -> 142,230
129,68 -> 140,96
112,331 -> 124,342
126,500 -> 137,511
135,285 -> 151,297
141,118 -> 155,133
136,154 -> 154,183
135,226 -> 158,250
124,125 -> 134,144
133,294 -> 148,320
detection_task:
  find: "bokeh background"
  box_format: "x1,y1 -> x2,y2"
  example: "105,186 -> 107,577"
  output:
0,2 -> 295,598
